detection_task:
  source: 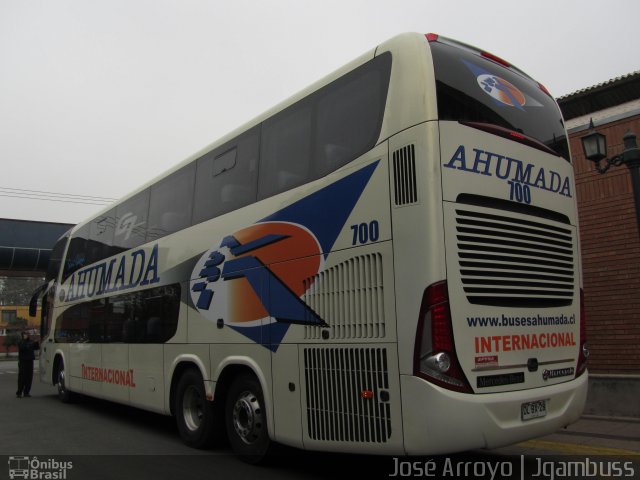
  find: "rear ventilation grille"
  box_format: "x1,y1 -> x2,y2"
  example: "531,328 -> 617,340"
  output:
303,253 -> 385,340
393,145 -> 417,206
456,208 -> 575,307
304,347 -> 391,443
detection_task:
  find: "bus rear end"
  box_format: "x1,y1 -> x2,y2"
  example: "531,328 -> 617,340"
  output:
397,34 -> 588,454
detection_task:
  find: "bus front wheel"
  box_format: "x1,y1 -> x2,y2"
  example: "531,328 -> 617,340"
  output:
55,359 -> 73,403
175,368 -> 215,448
225,374 -> 272,463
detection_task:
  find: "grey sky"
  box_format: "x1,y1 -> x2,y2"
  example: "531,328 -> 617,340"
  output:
1,0 -> 638,225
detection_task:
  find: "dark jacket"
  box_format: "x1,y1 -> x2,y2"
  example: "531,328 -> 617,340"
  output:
18,339 -> 39,361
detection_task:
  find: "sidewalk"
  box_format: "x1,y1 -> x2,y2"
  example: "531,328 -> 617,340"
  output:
493,415 -> 640,456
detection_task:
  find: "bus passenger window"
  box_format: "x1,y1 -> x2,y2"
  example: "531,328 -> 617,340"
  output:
46,234 -> 68,282
316,69 -> 385,176
192,127 -> 259,224
62,225 -> 89,281
259,104 -> 312,199
147,164 -> 195,241
88,209 -> 116,263
114,189 -> 150,250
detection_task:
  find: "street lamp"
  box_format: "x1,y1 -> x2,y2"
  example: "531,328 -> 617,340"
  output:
580,119 -> 640,227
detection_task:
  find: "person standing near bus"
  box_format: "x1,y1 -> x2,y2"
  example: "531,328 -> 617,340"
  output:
16,331 -> 39,398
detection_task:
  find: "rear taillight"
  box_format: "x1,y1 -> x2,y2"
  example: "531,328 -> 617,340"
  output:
414,281 -> 472,393
481,50 -> 510,68
576,289 -> 589,377
538,82 -> 553,98
425,33 -> 439,43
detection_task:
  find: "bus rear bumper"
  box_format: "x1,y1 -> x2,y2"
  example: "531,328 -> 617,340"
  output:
400,373 -> 588,455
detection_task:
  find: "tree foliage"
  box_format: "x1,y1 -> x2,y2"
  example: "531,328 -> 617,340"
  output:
0,276 -> 45,306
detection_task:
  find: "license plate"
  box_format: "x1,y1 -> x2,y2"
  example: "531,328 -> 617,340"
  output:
521,399 -> 547,421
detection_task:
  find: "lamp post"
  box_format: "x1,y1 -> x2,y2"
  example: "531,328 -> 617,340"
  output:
580,119 -> 640,229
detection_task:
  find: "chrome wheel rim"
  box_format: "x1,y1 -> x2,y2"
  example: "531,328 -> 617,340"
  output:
232,390 -> 263,445
57,369 -> 66,395
182,385 -> 204,432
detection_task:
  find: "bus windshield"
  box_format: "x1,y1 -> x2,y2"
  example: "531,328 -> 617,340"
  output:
430,39 -> 570,161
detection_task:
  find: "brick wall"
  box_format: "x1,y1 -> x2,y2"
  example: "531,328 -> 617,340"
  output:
569,114 -> 640,373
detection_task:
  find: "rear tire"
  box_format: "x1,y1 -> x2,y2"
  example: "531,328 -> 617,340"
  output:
225,373 -> 272,463
175,369 -> 216,448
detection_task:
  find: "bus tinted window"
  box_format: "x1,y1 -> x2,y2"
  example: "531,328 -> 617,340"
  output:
46,234 -> 69,282
55,297 -> 105,343
193,127 -> 260,224
315,62 -> 388,177
430,42 -> 569,160
114,189 -> 150,250
259,104 -> 313,199
148,164 -> 195,241
62,225 -> 89,280
55,284 -> 180,344
88,208 -> 116,264
258,53 -> 392,200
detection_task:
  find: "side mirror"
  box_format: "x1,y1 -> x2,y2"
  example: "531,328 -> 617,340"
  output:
29,283 -> 48,317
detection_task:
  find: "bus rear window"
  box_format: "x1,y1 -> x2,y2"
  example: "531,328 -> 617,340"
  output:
430,41 -> 569,161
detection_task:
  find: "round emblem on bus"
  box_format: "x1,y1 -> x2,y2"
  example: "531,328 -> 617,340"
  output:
477,74 -> 526,108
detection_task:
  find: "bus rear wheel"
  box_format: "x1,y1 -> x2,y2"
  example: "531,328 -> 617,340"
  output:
225,374 -> 272,463
175,368 -> 215,448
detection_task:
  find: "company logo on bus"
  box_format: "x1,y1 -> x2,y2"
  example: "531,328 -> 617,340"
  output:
477,74 -> 526,109
462,59 -> 533,111
190,161 -> 379,351
190,222 -> 326,349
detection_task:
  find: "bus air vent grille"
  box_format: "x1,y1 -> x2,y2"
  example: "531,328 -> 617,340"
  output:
392,144 -> 417,206
303,253 -> 385,339
455,208 -> 575,307
304,347 -> 391,443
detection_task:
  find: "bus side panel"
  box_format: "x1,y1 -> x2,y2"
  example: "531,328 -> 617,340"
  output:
299,342 -> 404,454
39,303 -> 60,384
272,145 -> 394,348
388,122 -> 444,376
71,343 -> 101,396
131,282 -> 189,414
129,344 -> 164,413
271,344 -> 303,447
101,344 -> 129,403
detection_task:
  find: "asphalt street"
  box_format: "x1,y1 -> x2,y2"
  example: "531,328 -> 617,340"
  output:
0,360 -> 638,480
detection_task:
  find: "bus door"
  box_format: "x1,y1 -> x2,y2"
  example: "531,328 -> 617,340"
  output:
101,295 -> 129,403
68,299 -> 105,397
128,285 -> 182,412
39,283 -> 56,382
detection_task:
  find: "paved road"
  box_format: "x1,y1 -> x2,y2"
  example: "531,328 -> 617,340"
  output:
0,362 -> 638,480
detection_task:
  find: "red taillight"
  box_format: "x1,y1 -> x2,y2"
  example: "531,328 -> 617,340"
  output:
425,33 -> 439,43
576,289 -> 589,377
481,50 -> 510,68
414,281 -> 472,393
538,82 -> 552,98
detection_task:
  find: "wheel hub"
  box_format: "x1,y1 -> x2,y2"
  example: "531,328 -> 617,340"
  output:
232,391 -> 263,445
182,385 -> 204,432
57,370 -> 66,394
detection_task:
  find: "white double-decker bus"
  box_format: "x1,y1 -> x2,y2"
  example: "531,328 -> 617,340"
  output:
33,33 -> 587,462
